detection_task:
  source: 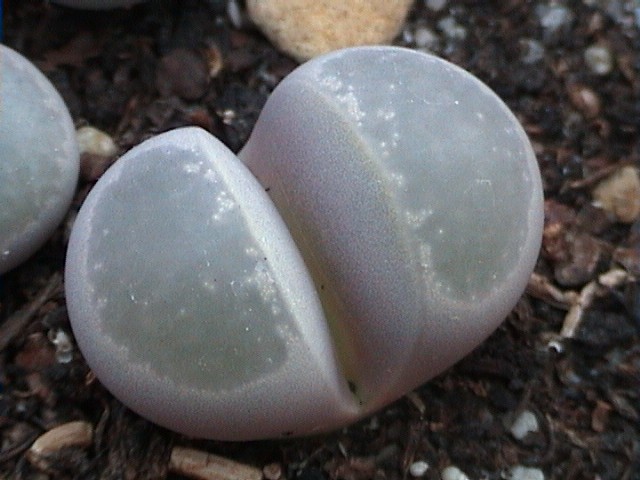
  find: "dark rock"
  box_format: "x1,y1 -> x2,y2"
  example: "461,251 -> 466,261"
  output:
156,48 -> 209,100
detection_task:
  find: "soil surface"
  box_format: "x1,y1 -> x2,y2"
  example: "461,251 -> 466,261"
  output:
1,1 -> 639,479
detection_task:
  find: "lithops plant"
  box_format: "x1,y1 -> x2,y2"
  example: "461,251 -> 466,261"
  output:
65,46 -> 544,440
0,44 -> 79,274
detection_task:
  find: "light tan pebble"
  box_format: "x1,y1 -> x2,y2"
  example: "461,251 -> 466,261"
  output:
263,462 -> 282,480
598,268 -> 628,288
247,0 -> 413,61
169,446 -> 263,480
27,421 -> 94,471
76,126 -> 118,157
592,166 -> 640,223
566,83 -> 601,119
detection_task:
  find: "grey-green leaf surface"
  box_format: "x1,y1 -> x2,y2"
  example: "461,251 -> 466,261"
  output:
240,46 -> 544,412
65,127 -> 358,440
66,47 -> 544,441
0,44 -> 79,274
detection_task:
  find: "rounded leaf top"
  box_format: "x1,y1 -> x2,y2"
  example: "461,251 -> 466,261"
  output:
66,128 -> 358,440
240,46 -> 544,407
0,44 -> 79,274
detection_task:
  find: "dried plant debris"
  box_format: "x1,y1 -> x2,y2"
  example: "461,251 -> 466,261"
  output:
2,1 -> 639,479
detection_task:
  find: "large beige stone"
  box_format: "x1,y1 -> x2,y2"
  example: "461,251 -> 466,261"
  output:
247,0 -> 414,61
593,166 -> 640,223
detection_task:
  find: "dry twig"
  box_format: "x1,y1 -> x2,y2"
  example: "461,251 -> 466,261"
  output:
0,273 -> 63,352
527,272 -> 576,310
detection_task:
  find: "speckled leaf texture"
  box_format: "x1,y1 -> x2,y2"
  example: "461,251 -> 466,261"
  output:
66,47 -> 543,440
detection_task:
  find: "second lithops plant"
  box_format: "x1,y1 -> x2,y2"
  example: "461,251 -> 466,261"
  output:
65,47 -> 544,440
0,44 -> 79,274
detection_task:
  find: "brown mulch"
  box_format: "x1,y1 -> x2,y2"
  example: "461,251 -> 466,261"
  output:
1,1 -> 639,479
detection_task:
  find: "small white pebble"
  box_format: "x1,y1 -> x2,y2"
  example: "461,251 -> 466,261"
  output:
48,329 -> 73,364
510,410 -> 539,440
402,27 -> 415,44
584,44 -> 614,75
441,465 -> 470,480
409,460 -> 429,477
414,27 -> 439,49
437,17 -> 467,40
504,466 -> 545,480
425,0 -> 448,12
547,338 -> 564,353
536,5 -> 572,33
519,38 -> 545,64
76,126 -> 118,157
